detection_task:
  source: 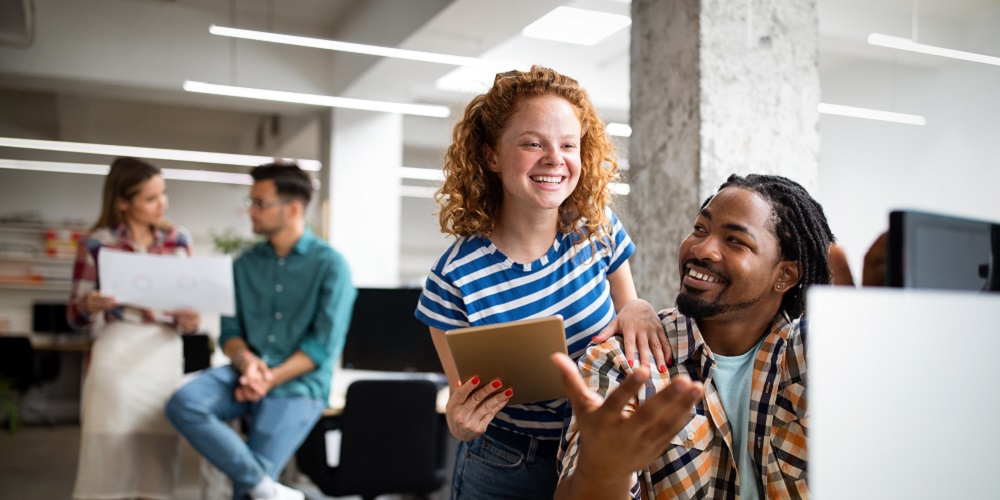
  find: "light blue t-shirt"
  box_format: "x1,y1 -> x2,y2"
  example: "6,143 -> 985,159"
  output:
712,338 -> 766,500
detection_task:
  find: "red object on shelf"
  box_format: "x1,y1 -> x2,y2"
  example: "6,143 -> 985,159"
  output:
45,228 -> 83,257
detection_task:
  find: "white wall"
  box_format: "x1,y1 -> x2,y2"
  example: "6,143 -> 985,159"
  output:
817,7 -> 1000,281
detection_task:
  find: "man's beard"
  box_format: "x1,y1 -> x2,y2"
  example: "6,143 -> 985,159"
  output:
676,292 -> 726,318
676,289 -> 760,319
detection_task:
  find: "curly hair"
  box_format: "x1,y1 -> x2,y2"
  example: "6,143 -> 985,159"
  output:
715,174 -> 835,318
436,65 -> 620,246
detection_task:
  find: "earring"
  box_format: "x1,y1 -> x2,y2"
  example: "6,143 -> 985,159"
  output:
776,284 -> 782,290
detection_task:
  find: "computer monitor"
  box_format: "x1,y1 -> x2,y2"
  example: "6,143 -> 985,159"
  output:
340,288 -> 444,374
32,302 -> 75,335
887,210 -> 999,292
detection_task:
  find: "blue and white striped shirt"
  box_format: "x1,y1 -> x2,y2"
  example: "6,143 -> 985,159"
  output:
415,209 -> 635,439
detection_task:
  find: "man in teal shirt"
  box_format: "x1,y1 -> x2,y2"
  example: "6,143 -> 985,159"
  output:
167,163 -> 356,500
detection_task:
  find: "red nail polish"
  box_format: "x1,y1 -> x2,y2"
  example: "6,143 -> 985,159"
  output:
492,380 -> 502,388
504,389 -> 513,397
456,380 -> 462,388
659,365 -> 667,373
470,376 -> 479,385
627,359 -> 634,368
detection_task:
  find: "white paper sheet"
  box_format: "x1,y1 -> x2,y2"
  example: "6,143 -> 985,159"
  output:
98,249 -> 235,316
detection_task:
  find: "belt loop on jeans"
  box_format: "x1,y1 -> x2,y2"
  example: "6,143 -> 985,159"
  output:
526,435 -> 538,464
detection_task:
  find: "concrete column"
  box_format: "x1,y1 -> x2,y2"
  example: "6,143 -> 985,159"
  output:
322,108 -> 403,287
627,0 -> 820,307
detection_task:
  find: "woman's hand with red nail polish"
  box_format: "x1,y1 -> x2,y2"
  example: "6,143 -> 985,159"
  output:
444,374 -> 513,441
591,299 -> 673,376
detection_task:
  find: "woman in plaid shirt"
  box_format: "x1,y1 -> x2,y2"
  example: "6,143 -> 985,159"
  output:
69,157 -> 200,500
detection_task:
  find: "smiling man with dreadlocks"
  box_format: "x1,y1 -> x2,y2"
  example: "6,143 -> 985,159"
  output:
553,173 -> 833,499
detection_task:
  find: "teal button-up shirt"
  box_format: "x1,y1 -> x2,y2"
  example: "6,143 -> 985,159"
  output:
220,228 -> 356,402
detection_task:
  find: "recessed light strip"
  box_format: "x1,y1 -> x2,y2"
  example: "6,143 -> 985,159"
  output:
396,166 -> 630,195
606,122 -> 632,137
184,81 -> 451,118
399,185 -> 437,199
210,25 -> 514,68
0,137 -> 322,171
0,159 -> 254,185
868,33 -> 1000,67
817,103 -> 926,126
522,7 -> 632,46
397,166 -> 444,181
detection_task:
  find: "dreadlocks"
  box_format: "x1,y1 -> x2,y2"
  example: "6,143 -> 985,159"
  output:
713,173 -> 834,319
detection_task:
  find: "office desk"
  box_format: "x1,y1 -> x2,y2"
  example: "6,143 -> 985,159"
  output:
30,334 -> 92,352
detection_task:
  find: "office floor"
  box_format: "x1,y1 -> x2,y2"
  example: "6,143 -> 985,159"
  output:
0,424 -> 451,500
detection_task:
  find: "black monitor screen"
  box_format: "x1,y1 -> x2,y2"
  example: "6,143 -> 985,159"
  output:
33,302 -> 75,334
888,210 -> 999,292
341,288 -> 444,373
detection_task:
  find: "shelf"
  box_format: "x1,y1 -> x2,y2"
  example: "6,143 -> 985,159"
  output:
0,255 -> 75,265
0,223 -> 88,233
0,282 -> 71,292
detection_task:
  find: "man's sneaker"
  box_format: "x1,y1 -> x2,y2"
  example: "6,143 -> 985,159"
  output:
248,477 -> 305,500
270,482 -> 305,500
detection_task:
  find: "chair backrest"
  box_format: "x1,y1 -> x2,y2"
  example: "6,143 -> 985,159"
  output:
182,334 -> 212,373
0,337 -> 34,392
299,378 -> 446,498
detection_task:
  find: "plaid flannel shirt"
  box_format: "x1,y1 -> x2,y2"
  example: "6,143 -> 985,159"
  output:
559,308 -> 808,499
68,224 -> 192,330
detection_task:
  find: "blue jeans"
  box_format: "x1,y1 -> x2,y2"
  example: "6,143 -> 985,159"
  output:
164,366 -> 324,499
452,426 -> 559,500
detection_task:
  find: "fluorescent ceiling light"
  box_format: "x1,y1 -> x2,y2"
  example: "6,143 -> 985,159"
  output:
606,122 -> 632,137
398,166 -> 444,181
610,183 -> 630,196
160,169 -> 253,185
396,166 -> 629,195
210,25 -> 516,69
0,137 -> 321,171
522,7 -> 631,46
868,33 -> 1000,67
184,81 -> 451,118
0,159 -> 254,185
435,66 -> 501,94
400,185 -> 437,199
817,103 -> 926,126
0,159 -> 108,176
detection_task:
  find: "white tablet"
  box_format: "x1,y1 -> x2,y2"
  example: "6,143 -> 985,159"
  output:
445,315 -> 567,405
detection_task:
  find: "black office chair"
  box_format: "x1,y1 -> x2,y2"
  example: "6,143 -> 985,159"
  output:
0,337 -> 60,428
296,379 -> 447,500
0,337 -> 59,393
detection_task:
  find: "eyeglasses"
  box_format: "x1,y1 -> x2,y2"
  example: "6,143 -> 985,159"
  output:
244,197 -> 290,210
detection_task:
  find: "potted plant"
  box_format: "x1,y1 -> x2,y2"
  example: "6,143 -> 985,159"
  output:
0,376 -> 21,434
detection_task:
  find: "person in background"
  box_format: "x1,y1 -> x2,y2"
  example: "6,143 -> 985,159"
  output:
165,163 -> 356,500
862,231 -> 889,286
414,66 -> 670,499
556,174 -> 833,498
69,157 -> 200,500
828,243 -> 854,286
